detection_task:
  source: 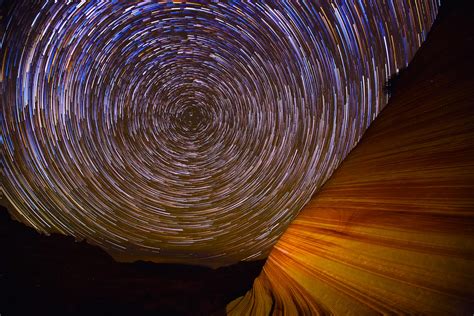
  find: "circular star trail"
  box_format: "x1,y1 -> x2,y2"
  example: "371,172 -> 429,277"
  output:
1,1 -> 437,266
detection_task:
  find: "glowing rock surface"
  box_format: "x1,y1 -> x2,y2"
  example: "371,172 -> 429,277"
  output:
227,4 -> 474,312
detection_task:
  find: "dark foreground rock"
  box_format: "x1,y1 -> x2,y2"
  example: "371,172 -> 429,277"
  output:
0,206 -> 265,316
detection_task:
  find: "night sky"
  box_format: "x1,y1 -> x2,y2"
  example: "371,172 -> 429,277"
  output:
1,0 -> 439,268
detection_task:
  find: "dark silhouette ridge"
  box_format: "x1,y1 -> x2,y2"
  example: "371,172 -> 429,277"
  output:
0,206 -> 265,316
383,0 -> 473,99
383,67 -> 407,97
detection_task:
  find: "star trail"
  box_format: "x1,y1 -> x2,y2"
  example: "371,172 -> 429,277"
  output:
1,0 -> 438,266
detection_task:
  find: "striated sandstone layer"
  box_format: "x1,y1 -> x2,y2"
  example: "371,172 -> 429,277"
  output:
228,2 -> 474,315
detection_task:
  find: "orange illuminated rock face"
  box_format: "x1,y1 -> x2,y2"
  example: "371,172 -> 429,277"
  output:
227,2 -> 474,314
